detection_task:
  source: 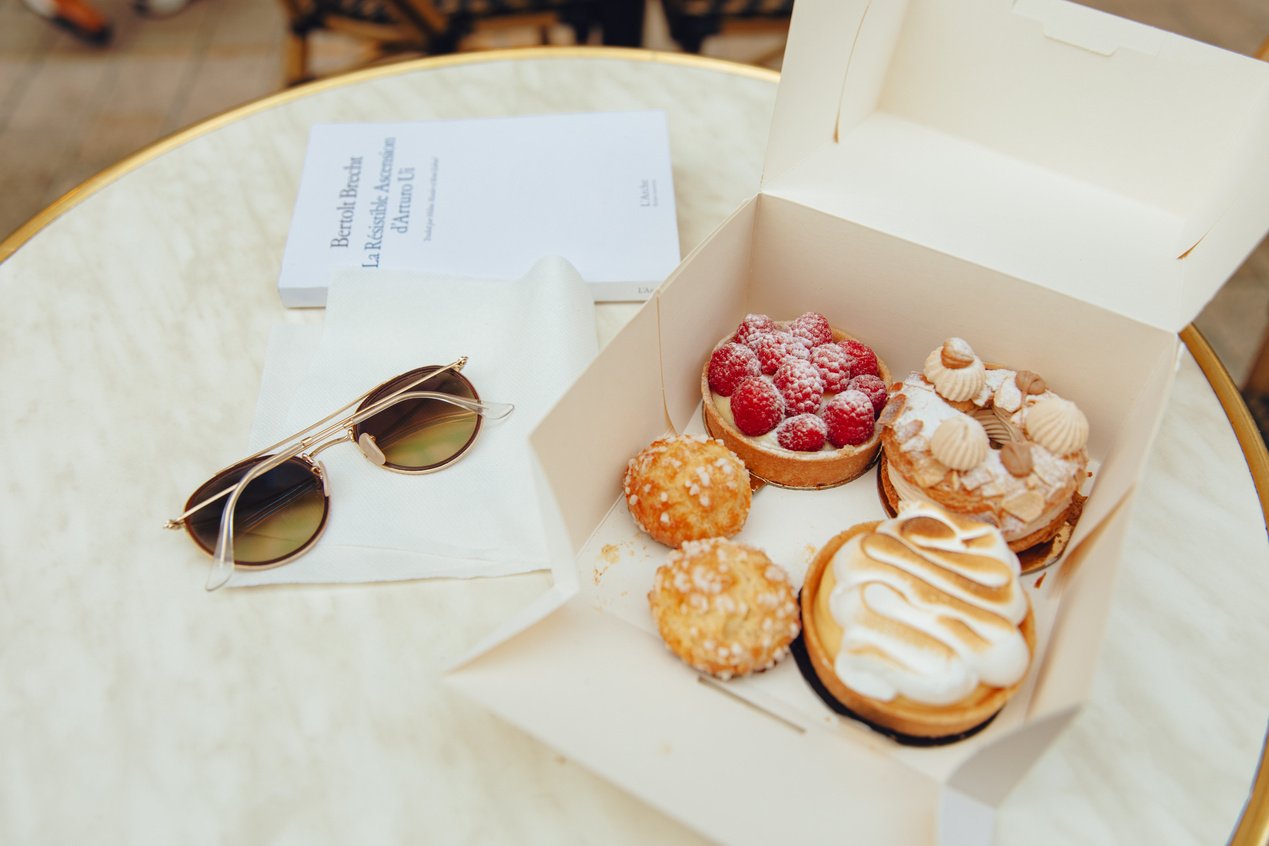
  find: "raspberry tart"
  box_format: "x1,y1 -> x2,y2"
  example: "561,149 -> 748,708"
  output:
797,503 -> 1035,743
877,338 -> 1090,572
701,312 -> 891,489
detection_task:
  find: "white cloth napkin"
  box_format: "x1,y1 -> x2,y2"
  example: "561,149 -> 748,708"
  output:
230,256 -> 597,586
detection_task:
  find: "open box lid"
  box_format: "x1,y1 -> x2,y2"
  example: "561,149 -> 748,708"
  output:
763,0 -> 1269,332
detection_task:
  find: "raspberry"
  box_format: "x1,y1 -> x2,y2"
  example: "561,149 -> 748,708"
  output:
776,413 -> 827,452
732,313 -> 777,346
707,343 -> 761,397
809,344 -> 855,393
821,390 -> 875,447
748,331 -> 809,374
772,359 -> 824,415
789,312 -> 834,347
729,376 -> 785,436
839,339 -> 879,378
847,374 -> 888,417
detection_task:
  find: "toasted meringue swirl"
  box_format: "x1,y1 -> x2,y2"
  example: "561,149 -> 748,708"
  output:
1024,397 -> 1089,455
827,503 -> 1029,706
923,343 -> 986,402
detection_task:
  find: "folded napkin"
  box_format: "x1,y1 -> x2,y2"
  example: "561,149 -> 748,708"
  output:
230,256 -> 597,587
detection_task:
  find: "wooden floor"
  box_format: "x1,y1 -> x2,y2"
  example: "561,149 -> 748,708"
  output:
3,0 -> 1268,388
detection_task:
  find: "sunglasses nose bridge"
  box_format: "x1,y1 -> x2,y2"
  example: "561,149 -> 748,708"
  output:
357,432 -> 387,466
313,459 -> 330,496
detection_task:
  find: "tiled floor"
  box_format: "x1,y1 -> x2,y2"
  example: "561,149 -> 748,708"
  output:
3,0 -> 1269,394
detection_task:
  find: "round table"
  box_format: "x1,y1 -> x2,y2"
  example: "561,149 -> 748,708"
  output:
1,49 -> 1265,845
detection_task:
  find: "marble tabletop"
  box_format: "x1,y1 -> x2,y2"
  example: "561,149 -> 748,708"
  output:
0,49 -> 1265,845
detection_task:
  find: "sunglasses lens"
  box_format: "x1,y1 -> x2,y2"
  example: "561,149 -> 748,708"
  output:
354,367 -> 481,471
183,456 -> 328,566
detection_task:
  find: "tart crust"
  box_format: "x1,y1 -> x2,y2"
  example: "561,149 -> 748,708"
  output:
876,451 -> 1085,573
799,522 -> 1036,739
701,329 -> 890,489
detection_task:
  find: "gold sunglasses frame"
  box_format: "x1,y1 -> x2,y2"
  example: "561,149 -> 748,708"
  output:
165,356 -> 513,589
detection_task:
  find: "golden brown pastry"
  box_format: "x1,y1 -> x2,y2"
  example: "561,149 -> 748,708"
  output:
800,503 -> 1035,740
701,312 -> 890,489
879,338 -> 1089,571
623,433 -> 750,548
649,538 -> 800,680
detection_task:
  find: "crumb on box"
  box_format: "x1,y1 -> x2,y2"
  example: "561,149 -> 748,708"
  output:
593,543 -> 625,585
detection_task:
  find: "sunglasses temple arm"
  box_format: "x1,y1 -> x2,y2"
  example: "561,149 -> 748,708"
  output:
230,355 -> 474,464
204,444 -> 309,592
351,390 -> 515,424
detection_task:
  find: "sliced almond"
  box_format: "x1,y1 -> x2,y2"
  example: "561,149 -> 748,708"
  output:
1015,370 -> 1047,396
913,460 -> 948,488
1002,489 -> 1045,523
1000,441 -> 1034,477
894,418 -> 923,444
877,392 -> 906,427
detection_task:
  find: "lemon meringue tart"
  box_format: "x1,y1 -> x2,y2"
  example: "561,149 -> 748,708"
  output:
797,503 -> 1035,743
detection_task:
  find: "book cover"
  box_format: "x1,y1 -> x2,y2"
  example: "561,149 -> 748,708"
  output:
278,111 -> 680,306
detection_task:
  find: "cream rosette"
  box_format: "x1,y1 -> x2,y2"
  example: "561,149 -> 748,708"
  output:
923,338 -> 986,402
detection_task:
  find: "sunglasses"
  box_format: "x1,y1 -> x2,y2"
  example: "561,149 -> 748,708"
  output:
166,357 -> 513,591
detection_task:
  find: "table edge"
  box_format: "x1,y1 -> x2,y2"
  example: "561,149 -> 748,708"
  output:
0,45 -> 1263,844
0,46 -> 776,264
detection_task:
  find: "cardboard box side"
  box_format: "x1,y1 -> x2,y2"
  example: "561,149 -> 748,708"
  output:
763,0 -> 870,185
527,301 -> 667,558
766,0 -> 1269,331
763,124 -> 1186,331
655,198 -> 759,431
1024,493 -> 1136,719
1068,341 -> 1178,547
940,500 -> 1137,808
1178,94 -> 1269,325
945,707 -> 1080,809
448,600 -> 944,845
875,0 -> 1268,218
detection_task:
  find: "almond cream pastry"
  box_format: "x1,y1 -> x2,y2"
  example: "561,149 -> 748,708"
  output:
799,503 -> 1035,740
624,433 -> 751,548
701,312 -> 891,489
878,338 -> 1089,572
649,538 -> 800,680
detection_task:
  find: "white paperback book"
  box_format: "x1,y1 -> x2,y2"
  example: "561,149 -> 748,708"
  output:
277,111 -> 681,306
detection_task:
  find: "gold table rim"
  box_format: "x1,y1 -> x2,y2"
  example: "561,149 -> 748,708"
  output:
0,44 -> 1263,844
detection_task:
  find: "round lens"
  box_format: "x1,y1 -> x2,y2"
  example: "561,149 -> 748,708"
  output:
183,456 -> 329,566
353,366 -> 482,472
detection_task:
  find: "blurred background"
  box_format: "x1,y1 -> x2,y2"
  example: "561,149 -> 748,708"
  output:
2,0 -> 1268,434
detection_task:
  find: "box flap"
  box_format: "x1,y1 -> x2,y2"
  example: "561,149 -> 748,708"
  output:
765,0 -> 1269,331
450,600 -> 944,845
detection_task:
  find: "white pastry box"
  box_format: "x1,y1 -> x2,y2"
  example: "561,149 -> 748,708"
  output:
448,1 -> 1269,842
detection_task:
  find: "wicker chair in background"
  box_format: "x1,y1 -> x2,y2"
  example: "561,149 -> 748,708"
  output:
277,0 -> 602,85
659,0 -> 792,63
